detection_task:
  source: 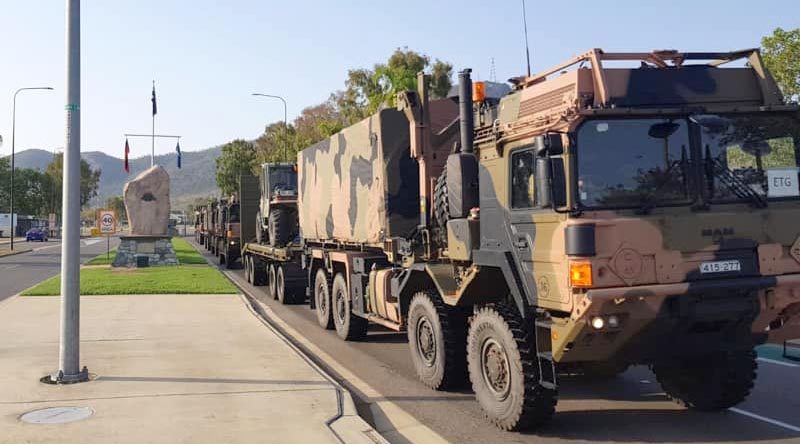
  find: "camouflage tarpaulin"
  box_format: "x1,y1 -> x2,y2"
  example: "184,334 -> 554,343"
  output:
298,109 -> 418,245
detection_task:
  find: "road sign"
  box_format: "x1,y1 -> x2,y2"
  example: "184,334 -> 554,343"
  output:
97,209 -> 116,234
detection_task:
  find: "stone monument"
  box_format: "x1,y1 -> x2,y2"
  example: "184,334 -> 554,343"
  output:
112,165 -> 178,267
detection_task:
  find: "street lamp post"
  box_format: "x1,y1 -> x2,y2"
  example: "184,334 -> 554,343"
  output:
11,87 -> 54,250
251,93 -> 288,162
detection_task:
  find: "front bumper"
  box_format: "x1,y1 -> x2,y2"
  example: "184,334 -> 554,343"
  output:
552,275 -> 800,363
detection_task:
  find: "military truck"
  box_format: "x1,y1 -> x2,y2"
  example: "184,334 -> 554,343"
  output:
210,196 -> 241,268
241,48 -> 800,431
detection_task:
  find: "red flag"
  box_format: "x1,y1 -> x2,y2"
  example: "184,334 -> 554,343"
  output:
124,138 -> 130,173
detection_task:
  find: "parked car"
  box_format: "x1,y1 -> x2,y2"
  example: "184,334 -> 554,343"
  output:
25,228 -> 48,242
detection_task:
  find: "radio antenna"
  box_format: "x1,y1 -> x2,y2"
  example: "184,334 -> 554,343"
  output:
521,0 -> 532,77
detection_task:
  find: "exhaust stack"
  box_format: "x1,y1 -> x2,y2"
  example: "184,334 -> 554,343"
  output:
458,69 -> 474,154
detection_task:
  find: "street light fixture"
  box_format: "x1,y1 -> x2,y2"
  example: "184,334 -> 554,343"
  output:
251,93 -> 288,162
11,86 -> 54,250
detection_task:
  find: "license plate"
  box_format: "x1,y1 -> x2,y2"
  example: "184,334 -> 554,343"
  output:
699,260 -> 741,274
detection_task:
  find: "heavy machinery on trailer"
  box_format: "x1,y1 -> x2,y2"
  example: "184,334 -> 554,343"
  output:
241,48 -> 800,431
240,174 -> 305,304
255,163 -> 299,247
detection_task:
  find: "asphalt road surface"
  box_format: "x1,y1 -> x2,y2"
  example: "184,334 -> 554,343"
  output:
195,241 -> 800,444
0,236 -> 119,302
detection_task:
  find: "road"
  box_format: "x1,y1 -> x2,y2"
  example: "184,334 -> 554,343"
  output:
194,240 -> 800,444
0,237 -> 119,302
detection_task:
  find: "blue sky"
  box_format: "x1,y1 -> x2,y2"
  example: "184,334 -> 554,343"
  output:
1,0 -> 797,159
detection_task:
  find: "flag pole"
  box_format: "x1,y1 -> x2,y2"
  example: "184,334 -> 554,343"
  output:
151,80 -> 155,167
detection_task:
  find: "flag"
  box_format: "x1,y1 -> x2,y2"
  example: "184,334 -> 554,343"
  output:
124,138 -> 130,173
151,83 -> 157,116
176,140 -> 182,169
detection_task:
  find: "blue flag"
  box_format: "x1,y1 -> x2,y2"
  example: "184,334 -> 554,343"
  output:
176,140 -> 182,169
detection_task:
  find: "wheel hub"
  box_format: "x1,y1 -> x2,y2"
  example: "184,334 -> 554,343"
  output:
481,338 -> 511,399
335,289 -> 346,322
317,284 -> 327,312
416,317 -> 436,367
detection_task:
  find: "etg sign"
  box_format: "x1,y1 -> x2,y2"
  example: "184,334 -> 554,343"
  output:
97,209 -> 117,234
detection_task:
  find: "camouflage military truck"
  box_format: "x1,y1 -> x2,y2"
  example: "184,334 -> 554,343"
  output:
194,209 -> 204,245
211,196 -> 241,268
255,48 -> 800,431
256,163 -> 299,247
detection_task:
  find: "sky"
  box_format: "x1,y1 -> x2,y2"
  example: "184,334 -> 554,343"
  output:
0,0 -> 798,159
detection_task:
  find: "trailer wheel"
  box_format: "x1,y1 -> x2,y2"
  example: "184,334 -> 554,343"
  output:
407,291 -> 467,390
268,263 -> 278,300
331,273 -> 368,341
276,266 -> 288,304
314,268 -> 334,330
268,208 -> 293,247
467,303 -> 557,431
652,349 -> 757,411
244,256 -> 252,283
252,257 -> 267,286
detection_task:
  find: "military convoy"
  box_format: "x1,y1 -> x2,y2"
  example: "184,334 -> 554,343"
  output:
216,48 -> 800,430
199,197 -> 241,268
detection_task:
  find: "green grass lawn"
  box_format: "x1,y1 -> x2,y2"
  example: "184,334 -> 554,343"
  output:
22,266 -> 237,295
25,237 -> 235,296
85,237 -> 207,266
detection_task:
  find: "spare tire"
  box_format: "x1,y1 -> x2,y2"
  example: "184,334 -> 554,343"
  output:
433,169 -> 449,229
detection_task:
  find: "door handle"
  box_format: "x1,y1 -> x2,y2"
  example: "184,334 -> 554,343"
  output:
514,238 -> 529,249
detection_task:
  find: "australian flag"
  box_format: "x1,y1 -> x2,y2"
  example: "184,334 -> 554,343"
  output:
176,140 -> 182,169
151,83 -> 157,116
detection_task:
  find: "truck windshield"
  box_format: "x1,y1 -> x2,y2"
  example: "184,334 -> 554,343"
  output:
698,114 -> 800,204
577,118 -> 691,208
269,168 -> 297,193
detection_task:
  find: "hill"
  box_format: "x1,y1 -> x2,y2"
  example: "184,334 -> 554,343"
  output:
7,147 -> 223,210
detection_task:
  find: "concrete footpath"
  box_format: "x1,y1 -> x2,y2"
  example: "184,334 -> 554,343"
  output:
0,293 -> 386,444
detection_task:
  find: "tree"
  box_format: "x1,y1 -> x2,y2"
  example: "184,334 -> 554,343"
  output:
45,153 -> 101,214
215,139 -> 257,196
762,28 -> 800,101
341,48 -> 454,118
105,196 -> 127,222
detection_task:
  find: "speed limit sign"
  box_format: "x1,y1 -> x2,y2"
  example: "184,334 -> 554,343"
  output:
98,209 -> 117,234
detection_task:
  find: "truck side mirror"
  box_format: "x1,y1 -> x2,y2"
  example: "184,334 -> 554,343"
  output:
534,133 -> 564,156
535,156 -> 552,208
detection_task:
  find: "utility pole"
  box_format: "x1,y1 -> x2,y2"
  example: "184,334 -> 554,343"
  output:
49,0 -> 88,384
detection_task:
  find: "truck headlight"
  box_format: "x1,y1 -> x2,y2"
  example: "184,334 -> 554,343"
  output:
591,316 -> 605,330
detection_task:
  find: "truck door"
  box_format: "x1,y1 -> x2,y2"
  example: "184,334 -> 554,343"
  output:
507,148 -> 571,311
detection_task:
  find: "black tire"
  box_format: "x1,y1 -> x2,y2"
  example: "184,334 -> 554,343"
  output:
407,291 -> 467,390
467,303 -> 557,431
433,168 -> 450,229
268,263 -> 278,300
331,273 -> 368,341
244,256 -> 252,284
314,268 -> 334,330
276,265 -> 287,304
224,247 -> 236,269
268,207 -> 295,247
652,349 -> 757,411
252,258 -> 267,286
256,211 -> 266,245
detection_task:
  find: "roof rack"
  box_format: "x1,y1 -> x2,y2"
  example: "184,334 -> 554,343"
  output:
511,48 -> 783,106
